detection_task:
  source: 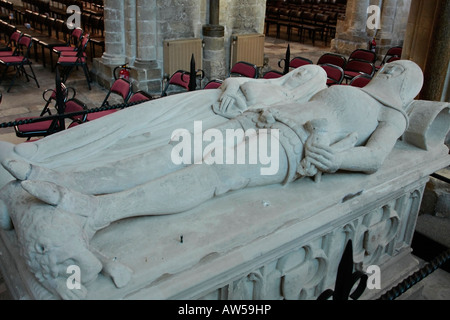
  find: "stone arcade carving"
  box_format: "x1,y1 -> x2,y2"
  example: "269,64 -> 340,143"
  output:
0,61 -> 449,300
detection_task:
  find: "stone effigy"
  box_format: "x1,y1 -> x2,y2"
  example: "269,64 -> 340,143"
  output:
0,61 -> 449,300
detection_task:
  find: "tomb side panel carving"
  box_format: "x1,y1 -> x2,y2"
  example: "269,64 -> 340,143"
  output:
198,183 -> 427,300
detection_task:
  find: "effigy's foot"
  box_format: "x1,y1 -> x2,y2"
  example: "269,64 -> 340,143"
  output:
2,158 -> 80,191
20,180 -> 107,239
1,158 -> 32,181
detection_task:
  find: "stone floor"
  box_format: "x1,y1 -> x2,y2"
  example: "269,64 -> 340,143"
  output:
0,29 -> 449,300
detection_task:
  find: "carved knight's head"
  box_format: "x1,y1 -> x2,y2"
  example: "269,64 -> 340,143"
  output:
362,60 -> 424,110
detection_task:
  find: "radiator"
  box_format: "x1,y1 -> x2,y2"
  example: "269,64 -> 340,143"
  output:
230,33 -> 265,68
163,38 -> 203,77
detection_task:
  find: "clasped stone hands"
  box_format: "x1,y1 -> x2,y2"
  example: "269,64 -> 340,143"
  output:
299,130 -> 359,178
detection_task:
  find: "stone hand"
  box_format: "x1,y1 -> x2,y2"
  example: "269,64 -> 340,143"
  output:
213,81 -> 248,118
304,140 -> 341,174
302,132 -> 359,175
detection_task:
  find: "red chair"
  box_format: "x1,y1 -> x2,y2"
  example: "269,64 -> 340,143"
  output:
349,74 -> 372,88
383,46 -> 402,59
203,79 -> 223,89
14,97 -> 86,140
0,30 -> 22,56
376,47 -> 402,71
321,63 -> 344,86
317,52 -> 347,69
14,116 -> 64,140
343,59 -> 375,83
128,90 -> 153,103
51,27 -> 83,56
230,61 -> 258,78
65,97 -> 122,128
348,49 -> 377,64
385,56 -> 400,64
161,70 -> 190,96
0,35 -> 40,92
289,56 -> 313,69
262,70 -> 284,79
101,78 -> 132,107
56,34 -> 91,90
40,83 -> 76,116
382,46 -> 403,64
161,66 -> 205,96
51,27 -> 84,71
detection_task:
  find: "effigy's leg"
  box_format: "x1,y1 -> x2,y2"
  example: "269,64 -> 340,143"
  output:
2,118 -> 250,195
21,130 -> 289,231
2,143 -> 185,195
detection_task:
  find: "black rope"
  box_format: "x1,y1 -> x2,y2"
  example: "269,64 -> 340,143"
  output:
0,99 -> 148,129
377,248 -> 450,300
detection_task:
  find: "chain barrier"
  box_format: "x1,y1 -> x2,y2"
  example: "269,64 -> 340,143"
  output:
378,248 -> 450,300
0,99 -> 148,129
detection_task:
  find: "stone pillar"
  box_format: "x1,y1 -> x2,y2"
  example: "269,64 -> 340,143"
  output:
403,0 -> 450,102
135,0 -> 156,66
331,0 -> 371,55
420,0 -> 450,102
347,0 -> 371,37
102,0 -> 126,65
124,0 -> 137,64
132,0 -> 161,92
203,0 -> 227,81
376,0 -> 411,57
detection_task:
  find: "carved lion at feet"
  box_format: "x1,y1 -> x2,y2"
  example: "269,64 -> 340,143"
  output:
0,181 -> 133,300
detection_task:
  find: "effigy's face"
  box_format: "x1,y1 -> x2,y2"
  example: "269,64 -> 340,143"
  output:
364,60 -> 424,109
378,63 -> 406,80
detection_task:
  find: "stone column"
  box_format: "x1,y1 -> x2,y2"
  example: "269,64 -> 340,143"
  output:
346,0 -> 371,37
403,0 -> 450,101
135,0 -> 157,67
130,0 -> 161,92
331,0 -> 371,55
124,0 -> 137,64
375,0 -> 411,58
102,0 -> 126,66
202,0 -> 227,81
420,0 -> 450,102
